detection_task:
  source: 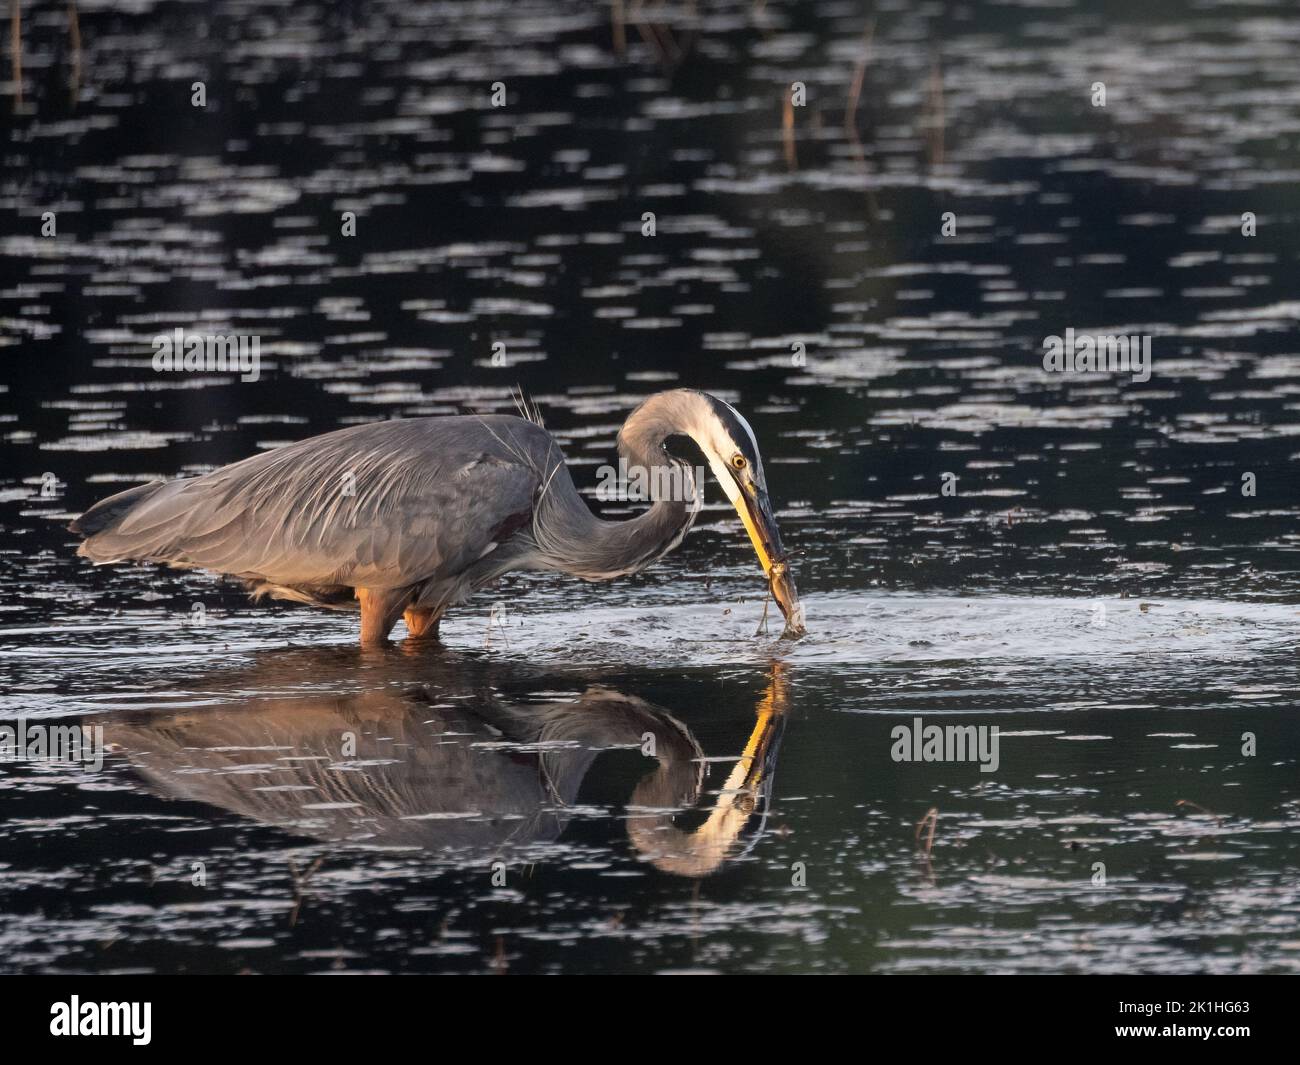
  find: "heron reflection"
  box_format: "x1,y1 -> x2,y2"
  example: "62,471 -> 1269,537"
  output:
103,652 -> 789,878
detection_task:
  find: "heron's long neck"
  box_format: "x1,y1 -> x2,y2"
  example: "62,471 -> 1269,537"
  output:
586,429 -> 698,578
533,417 -> 698,580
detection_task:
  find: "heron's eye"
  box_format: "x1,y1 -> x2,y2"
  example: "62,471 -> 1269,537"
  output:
730,454 -> 747,471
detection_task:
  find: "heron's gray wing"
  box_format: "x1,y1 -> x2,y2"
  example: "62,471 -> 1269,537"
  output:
76,416 -> 549,590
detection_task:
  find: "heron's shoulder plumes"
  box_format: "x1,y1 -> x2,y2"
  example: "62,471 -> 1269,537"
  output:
510,386 -> 545,428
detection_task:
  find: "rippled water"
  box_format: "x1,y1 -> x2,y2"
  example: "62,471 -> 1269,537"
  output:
2,0 -> 1299,973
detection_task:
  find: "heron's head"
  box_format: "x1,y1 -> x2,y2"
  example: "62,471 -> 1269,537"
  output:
625,389 -> 806,638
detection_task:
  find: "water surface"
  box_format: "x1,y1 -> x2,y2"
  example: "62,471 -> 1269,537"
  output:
1,0 -> 1298,973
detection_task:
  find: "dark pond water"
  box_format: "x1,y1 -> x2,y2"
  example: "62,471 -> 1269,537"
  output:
1,0 -> 1298,973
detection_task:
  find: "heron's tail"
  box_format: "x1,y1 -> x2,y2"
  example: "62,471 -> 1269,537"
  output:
69,480 -> 172,560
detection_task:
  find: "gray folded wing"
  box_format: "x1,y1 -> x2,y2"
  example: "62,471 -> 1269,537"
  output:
74,415 -> 550,590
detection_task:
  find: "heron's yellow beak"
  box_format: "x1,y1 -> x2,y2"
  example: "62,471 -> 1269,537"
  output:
734,487 -> 806,639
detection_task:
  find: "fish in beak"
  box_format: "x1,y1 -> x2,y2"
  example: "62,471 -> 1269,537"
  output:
734,485 -> 806,639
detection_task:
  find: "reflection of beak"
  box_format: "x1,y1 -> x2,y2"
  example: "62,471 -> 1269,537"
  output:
627,662 -> 790,877
735,486 -> 806,639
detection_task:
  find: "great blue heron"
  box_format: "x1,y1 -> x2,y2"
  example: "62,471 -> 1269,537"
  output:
71,389 -> 806,646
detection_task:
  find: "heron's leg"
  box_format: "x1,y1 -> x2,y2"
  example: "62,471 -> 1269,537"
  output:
356,587 -> 407,647
402,607 -> 441,641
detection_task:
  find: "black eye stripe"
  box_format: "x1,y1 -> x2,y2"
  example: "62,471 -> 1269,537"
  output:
703,396 -> 760,464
